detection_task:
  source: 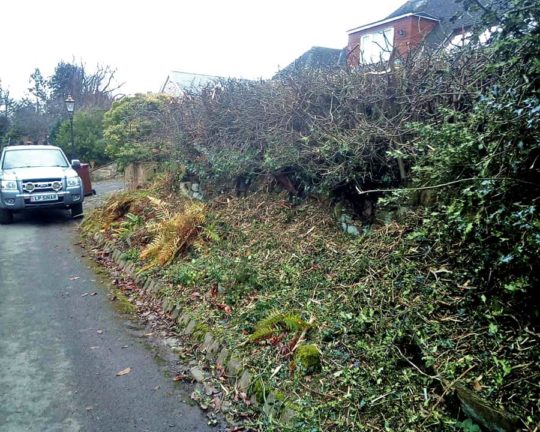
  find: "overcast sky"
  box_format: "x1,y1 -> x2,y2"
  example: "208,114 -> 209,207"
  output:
1,0 -> 404,99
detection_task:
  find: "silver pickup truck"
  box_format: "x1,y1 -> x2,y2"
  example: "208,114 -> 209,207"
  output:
0,145 -> 84,224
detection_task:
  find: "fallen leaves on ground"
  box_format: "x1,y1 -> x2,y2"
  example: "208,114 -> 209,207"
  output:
116,367 -> 132,376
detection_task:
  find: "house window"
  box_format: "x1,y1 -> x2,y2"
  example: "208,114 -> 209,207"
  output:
446,26 -> 502,51
360,27 -> 394,64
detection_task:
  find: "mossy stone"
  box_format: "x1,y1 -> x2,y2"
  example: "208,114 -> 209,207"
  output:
294,344 -> 321,374
250,379 -> 268,404
192,323 -> 210,342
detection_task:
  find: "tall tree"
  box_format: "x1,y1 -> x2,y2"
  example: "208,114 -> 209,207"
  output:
48,61 -> 121,115
28,68 -> 49,114
52,109 -> 109,165
7,99 -> 49,144
0,82 -> 13,145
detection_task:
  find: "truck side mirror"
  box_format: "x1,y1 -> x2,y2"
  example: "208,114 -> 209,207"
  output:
71,159 -> 81,169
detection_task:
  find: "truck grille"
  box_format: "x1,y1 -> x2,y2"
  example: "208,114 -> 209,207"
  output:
22,178 -> 63,193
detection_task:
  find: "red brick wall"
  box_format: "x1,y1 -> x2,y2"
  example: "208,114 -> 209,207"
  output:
347,16 -> 438,67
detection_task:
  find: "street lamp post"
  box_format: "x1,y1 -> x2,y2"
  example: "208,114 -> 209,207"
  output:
65,95 -> 75,159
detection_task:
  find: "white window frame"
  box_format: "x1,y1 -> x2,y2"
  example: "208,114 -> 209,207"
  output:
360,27 -> 395,64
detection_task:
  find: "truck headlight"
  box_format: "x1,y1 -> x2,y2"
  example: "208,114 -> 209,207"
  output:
0,180 -> 17,190
67,177 -> 81,187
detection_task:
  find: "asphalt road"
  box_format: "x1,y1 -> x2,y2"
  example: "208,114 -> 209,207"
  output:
0,181 -> 213,432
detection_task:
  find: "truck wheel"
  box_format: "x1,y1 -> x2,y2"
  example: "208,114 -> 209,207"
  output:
71,203 -> 83,218
0,209 -> 13,224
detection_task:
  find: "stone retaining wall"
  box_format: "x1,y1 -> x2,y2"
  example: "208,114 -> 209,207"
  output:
90,231 -> 295,425
91,163 -> 119,182
124,162 -> 158,191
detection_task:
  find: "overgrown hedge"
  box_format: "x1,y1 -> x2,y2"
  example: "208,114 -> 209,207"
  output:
105,0 -> 539,302
106,46 -> 489,194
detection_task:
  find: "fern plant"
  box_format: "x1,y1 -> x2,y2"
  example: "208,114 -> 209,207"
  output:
114,212 -> 143,240
250,310 -> 310,342
140,201 -> 205,271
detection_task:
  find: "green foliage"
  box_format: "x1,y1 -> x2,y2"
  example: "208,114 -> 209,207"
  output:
458,419 -> 481,432
250,310 -> 310,342
103,94 -> 177,167
409,2 -> 540,301
192,323 -> 210,342
120,248 -> 140,262
85,185 -> 540,430
167,263 -> 202,286
114,213 -> 143,241
53,109 -> 109,163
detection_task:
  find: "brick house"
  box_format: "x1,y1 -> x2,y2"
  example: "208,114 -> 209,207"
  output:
347,0 -> 504,67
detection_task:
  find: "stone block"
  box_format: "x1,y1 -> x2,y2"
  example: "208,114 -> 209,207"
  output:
206,340 -> 221,360
227,356 -> 242,377
171,307 -> 181,320
190,366 -> 205,382
237,370 -> 251,392
162,299 -> 174,313
216,347 -> 229,368
184,320 -> 197,336
124,162 -> 158,191
177,313 -> 191,327
201,333 -> 214,351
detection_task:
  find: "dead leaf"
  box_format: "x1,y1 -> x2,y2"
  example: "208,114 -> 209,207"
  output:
173,375 -> 183,381
217,303 -> 233,315
472,376 -> 484,391
213,397 -> 222,411
116,367 -> 132,376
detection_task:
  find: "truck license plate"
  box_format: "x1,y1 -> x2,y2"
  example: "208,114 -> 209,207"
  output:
30,193 -> 58,202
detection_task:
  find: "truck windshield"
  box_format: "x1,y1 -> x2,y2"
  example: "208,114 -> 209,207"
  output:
2,149 -> 69,169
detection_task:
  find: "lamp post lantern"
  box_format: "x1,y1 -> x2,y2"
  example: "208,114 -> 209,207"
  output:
65,95 -> 75,158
